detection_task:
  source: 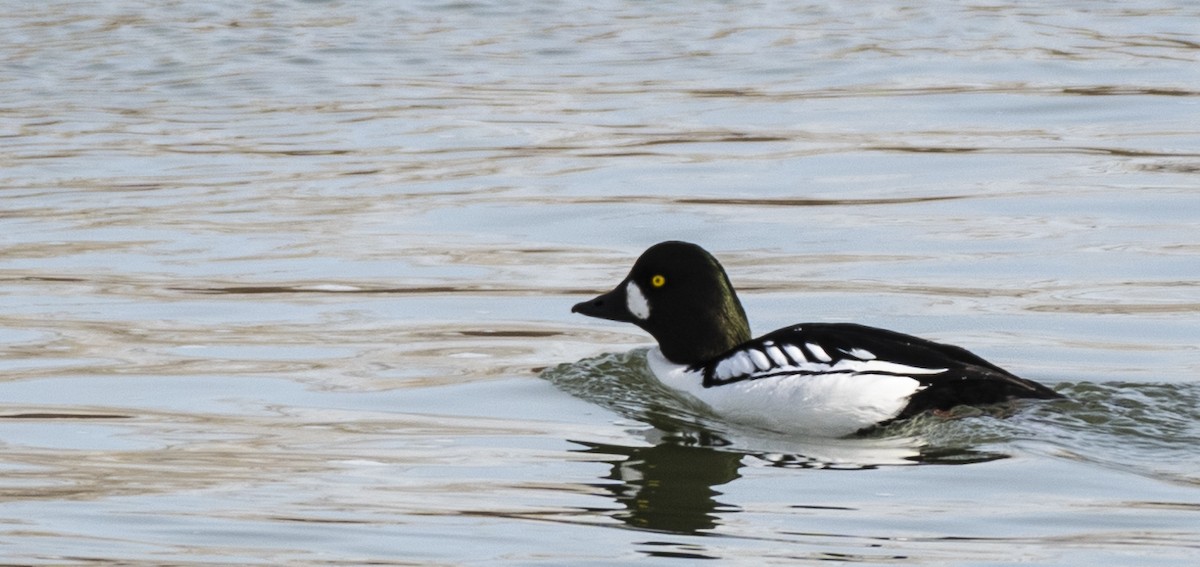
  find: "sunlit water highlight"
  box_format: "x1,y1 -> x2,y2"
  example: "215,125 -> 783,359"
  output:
1,0 -> 1198,564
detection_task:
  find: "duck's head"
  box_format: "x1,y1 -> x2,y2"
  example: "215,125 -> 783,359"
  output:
572,241 -> 752,365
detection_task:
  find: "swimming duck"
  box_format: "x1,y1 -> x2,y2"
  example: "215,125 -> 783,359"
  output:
572,241 -> 1061,437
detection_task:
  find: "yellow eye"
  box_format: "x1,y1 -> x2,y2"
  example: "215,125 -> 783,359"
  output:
650,274 -> 666,288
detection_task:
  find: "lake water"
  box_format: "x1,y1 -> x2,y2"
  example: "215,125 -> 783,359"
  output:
2,0 -> 1198,564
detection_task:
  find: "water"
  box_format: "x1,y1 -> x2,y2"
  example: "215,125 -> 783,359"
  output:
1,0 -> 1198,564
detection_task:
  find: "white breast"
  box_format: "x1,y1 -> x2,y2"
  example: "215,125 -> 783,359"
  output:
646,347 -> 924,437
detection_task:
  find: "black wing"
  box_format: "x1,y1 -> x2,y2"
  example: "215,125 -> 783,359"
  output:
695,322 -> 1061,418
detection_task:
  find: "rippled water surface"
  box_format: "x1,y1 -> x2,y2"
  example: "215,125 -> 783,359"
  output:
2,1 -> 1199,564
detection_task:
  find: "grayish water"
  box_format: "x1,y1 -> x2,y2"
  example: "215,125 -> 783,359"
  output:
2,1 -> 1199,564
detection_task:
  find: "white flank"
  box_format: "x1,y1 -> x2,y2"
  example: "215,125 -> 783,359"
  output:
647,347 -> 928,437
625,281 -> 650,320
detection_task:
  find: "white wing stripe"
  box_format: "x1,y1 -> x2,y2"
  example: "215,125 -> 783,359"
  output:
706,347 -> 946,384
765,345 -> 790,367
715,351 -> 757,379
748,349 -> 772,371
846,359 -> 945,375
842,347 -> 876,360
706,333 -> 950,387
805,342 -> 832,362
782,344 -> 807,364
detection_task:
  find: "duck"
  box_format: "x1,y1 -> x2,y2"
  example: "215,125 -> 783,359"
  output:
571,241 -> 1062,437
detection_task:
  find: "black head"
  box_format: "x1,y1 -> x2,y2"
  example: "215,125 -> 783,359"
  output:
572,241 -> 751,365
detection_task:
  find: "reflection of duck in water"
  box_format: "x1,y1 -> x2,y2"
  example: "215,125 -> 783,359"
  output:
573,241 -> 1062,437
575,436 -> 743,534
574,430 -> 1007,535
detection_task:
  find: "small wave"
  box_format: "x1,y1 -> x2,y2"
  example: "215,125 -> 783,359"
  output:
543,349 -> 1198,481
992,381 -> 1200,486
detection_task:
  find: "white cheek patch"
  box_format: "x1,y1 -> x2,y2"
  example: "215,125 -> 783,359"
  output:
625,281 -> 651,320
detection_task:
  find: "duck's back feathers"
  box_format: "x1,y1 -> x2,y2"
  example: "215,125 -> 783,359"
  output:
691,323 -> 1061,421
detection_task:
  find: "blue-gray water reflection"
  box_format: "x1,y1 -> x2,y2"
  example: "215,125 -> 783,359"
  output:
2,0 -> 1198,564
